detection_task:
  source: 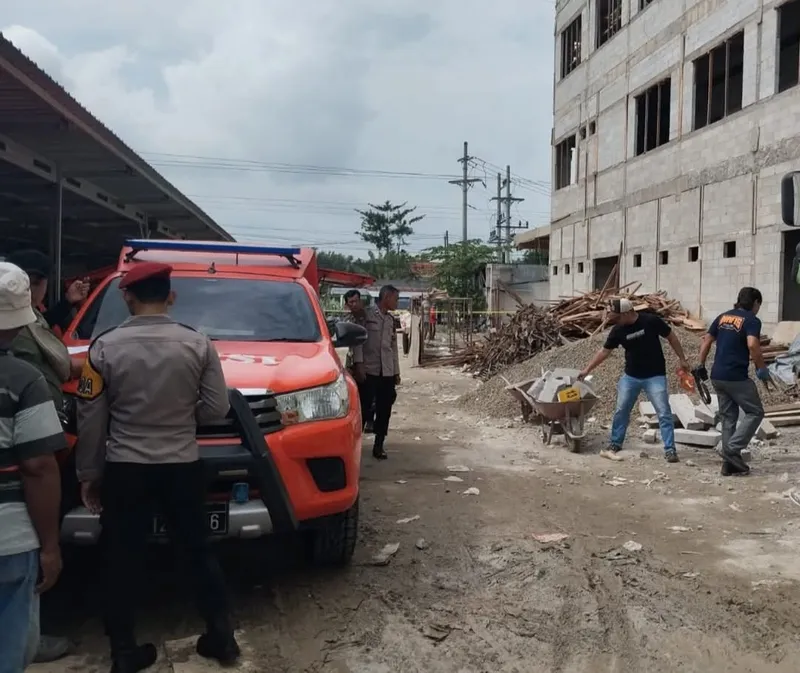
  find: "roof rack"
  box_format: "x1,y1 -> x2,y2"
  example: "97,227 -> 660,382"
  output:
124,239 -> 302,268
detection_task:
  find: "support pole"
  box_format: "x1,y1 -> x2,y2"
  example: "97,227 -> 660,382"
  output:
49,169 -> 63,305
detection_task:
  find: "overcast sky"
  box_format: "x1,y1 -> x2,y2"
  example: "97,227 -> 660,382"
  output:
3,0 -> 553,256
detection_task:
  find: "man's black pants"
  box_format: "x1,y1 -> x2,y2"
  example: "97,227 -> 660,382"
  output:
100,461 -> 230,644
364,375 -> 396,438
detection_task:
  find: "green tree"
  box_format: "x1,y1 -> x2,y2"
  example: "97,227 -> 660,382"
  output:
355,201 -> 424,257
316,251 -> 359,272
422,239 -> 497,309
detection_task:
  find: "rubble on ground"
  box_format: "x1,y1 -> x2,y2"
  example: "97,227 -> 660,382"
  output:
459,328 -> 797,423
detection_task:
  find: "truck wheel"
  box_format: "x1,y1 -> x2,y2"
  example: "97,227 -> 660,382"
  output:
307,498 -> 359,567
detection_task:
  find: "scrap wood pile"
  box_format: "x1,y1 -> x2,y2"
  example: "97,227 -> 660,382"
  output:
549,283 -> 705,339
422,282 -> 703,380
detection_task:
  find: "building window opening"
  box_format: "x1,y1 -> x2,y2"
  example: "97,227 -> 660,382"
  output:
693,31 -> 744,130
553,265 -> 559,275
659,250 -> 669,265
577,262 -> 584,273
565,263 -> 571,274
688,246 -> 699,262
554,134 -> 577,190
635,78 -> 671,155
560,15 -> 582,79
633,253 -> 642,268
723,241 -> 737,258
596,0 -> 622,48
778,0 -> 800,93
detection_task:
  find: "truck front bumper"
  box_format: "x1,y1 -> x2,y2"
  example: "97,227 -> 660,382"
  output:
61,499 -> 274,545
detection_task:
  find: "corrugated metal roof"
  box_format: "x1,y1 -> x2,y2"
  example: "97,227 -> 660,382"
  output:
0,33 -> 233,242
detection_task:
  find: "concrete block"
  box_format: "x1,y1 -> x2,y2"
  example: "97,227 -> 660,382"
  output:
755,418 -> 779,439
643,429 -> 658,443
674,428 -> 722,447
669,394 -> 706,430
694,405 -> 715,425
639,401 -> 655,416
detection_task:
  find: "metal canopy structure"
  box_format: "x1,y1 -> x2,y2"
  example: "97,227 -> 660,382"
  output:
0,33 -> 233,280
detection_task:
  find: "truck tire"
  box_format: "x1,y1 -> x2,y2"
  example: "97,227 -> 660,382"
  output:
307,498 -> 359,567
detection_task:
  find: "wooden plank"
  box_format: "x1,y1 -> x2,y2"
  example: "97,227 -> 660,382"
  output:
766,415 -> 800,427
764,402 -> 800,415
669,394 -> 705,430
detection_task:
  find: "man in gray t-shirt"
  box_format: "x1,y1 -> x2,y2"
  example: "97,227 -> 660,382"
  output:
0,262 -> 65,672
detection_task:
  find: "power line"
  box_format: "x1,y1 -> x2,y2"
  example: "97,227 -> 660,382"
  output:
139,149 -> 549,189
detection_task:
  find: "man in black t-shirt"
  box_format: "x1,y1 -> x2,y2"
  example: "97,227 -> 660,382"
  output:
579,299 -> 690,463
696,287 -> 768,477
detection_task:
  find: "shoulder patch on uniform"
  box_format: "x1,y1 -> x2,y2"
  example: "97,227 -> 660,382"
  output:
77,354 -> 104,400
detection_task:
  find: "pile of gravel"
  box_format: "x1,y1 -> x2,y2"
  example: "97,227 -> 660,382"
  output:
458,328 -> 792,422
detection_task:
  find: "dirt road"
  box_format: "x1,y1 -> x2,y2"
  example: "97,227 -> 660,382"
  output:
37,363 -> 800,672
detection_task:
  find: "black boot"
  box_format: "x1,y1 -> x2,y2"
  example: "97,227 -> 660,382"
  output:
373,435 -> 388,460
109,642 -> 157,673
196,618 -> 241,666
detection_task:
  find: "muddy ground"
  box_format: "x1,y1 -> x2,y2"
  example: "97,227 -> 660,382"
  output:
35,362 -> 800,672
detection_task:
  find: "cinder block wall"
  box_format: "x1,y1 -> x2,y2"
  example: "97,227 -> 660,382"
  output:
550,0 -> 800,330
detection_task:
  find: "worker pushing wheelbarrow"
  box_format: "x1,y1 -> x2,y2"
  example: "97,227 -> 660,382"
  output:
505,368 -> 599,453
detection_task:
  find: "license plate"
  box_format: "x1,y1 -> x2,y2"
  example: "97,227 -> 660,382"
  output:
152,504 -> 229,537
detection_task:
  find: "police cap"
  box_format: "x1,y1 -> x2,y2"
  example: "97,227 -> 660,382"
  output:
119,262 -> 173,289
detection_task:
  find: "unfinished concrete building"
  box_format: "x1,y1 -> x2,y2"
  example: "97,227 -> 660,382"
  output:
550,0 -> 800,327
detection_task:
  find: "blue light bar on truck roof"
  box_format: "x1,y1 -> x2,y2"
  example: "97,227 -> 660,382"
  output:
124,239 -> 302,267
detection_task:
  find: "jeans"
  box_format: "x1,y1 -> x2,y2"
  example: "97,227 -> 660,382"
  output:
610,374 -> 675,452
711,379 -> 764,457
0,550 -> 40,673
101,461 -> 231,648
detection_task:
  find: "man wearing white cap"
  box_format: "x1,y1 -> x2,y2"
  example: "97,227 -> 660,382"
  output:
579,298 -> 690,463
0,263 -> 65,672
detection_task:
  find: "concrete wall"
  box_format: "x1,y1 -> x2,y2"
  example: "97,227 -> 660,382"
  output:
550,0 -> 800,330
486,264 -> 551,315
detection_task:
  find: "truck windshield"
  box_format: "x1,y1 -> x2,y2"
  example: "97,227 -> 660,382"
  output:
76,277 -> 322,342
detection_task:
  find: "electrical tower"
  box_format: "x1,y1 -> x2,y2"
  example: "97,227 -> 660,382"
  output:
490,165 -> 527,263
449,141 -> 482,244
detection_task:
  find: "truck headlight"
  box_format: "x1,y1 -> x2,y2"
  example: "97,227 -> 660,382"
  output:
275,373 -> 349,425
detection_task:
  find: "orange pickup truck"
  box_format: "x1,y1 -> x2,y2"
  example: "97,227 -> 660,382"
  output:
58,240 -> 367,566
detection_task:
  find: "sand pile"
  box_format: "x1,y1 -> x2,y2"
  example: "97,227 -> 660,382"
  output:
458,328 -> 792,422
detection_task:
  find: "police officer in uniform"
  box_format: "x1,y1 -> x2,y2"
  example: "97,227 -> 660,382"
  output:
75,262 -> 238,673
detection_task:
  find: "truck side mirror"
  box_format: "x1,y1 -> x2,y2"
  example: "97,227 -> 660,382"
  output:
333,321 -> 367,348
781,171 -> 800,226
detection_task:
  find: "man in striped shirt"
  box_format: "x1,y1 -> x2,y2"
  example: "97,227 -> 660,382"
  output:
0,262 -> 65,673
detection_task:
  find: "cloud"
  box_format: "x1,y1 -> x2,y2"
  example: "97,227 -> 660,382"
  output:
2,1 -> 553,253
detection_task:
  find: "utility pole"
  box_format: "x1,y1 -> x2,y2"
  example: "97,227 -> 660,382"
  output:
495,173 -> 503,257
449,141 -> 482,245
490,166 -> 525,262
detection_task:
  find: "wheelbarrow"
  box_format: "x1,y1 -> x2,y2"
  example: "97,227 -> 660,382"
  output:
531,397 -> 599,453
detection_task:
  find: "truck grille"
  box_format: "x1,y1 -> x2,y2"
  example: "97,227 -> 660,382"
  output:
197,393 -> 282,439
